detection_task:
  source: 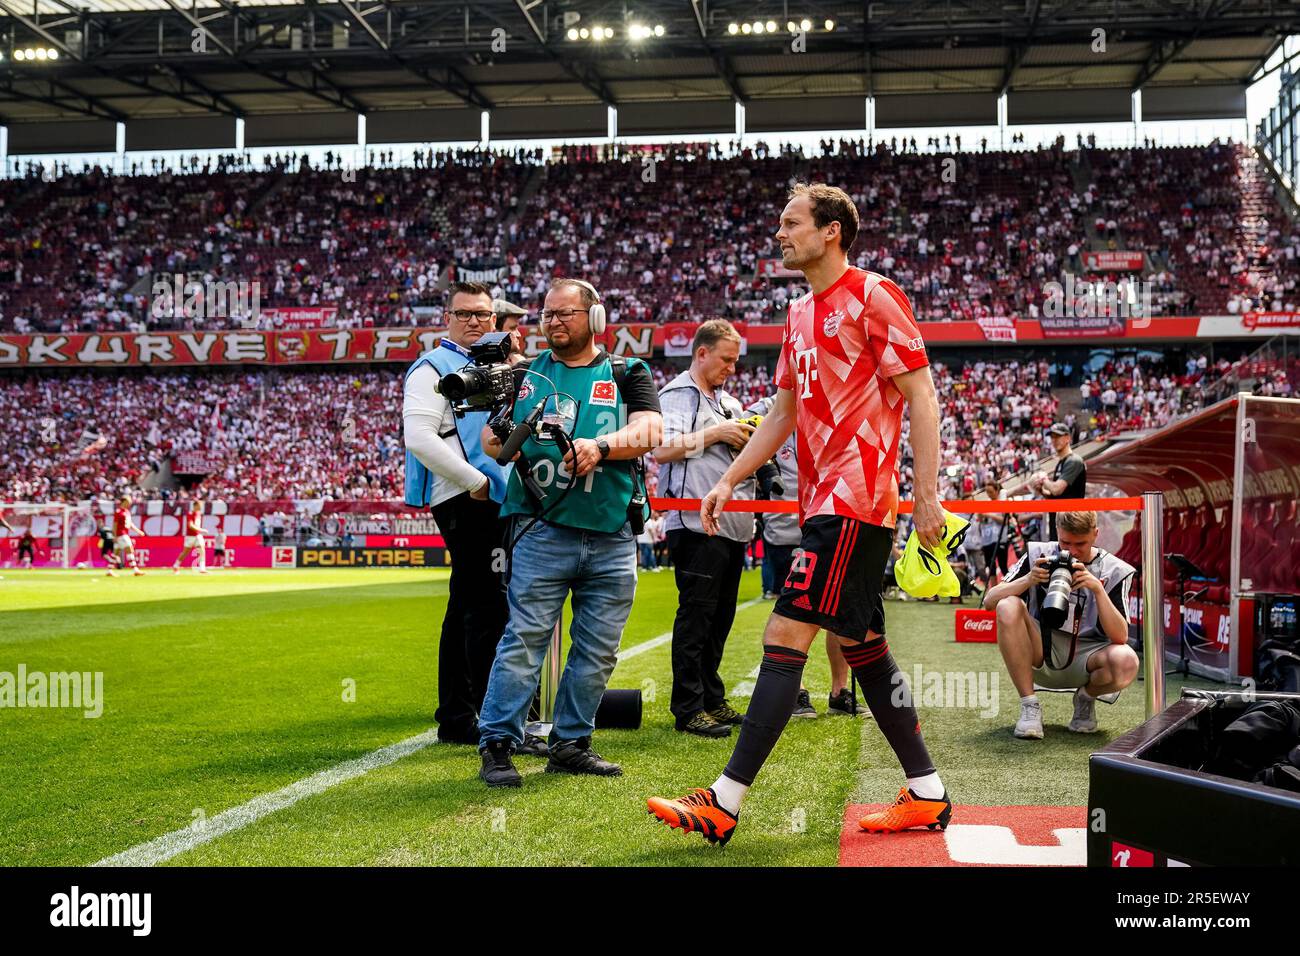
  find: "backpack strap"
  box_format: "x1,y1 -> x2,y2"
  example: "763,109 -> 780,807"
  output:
609,354 -> 629,402
607,355 -> 648,494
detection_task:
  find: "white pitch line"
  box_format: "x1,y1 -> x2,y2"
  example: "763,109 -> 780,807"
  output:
92,729 -> 440,867
93,596 -> 767,866
616,596 -> 765,662
731,662 -> 764,699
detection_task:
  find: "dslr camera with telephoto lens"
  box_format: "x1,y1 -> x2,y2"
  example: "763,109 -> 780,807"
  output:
1039,549 -> 1080,630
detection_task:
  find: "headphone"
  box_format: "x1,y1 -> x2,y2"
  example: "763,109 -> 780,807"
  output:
563,278 -> 606,335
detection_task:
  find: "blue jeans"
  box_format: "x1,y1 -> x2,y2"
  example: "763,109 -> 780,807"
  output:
639,542 -> 656,569
478,519 -> 638,747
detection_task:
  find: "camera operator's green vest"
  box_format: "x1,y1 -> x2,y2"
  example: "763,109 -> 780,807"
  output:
500,349 -> 646,534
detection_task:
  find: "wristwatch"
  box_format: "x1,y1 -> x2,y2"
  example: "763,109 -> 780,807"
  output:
596,439 -> 611,461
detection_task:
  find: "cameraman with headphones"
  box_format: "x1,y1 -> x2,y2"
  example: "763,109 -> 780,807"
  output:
654,320 -> 756,738
475,277 -> 663,788
403,281 -> 512,746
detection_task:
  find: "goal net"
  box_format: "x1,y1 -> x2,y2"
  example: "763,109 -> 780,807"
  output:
1,502 -> 102,569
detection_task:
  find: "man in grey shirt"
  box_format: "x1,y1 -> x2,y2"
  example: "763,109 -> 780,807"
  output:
654,321 -> 756,738
1030,422 -> 1087,539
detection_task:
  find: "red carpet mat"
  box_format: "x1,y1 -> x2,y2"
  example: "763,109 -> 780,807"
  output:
839,804 -> 1087,867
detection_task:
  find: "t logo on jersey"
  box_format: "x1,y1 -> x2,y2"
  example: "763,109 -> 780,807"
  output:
590,380 -> 617,407
795,347 -> 818,399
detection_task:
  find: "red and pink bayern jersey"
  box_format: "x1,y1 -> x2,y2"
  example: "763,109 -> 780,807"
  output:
774,266 -> 929,529
113,507 -> 130,536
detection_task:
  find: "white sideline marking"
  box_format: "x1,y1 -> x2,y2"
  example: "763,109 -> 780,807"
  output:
93,729 -> 440,867
731,662 -> 764,698
943,825 -> 1086,866
616,596 -> 764,662
94,596 -> 765,866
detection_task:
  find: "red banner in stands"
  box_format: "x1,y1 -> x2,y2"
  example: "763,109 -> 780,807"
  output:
0,329 -> 445,367
1039,314 -> 1126,338
263,306 -> 337,330
0,317 -> 1255,367
658,321 -> 748,358
1082,251 -> 1145,271
757,258 -> 803,279
1242,311 -> 1300,331
976,316 -> 1017,342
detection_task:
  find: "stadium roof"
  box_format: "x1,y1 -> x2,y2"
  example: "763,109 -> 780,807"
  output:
0,0 -> 1291,141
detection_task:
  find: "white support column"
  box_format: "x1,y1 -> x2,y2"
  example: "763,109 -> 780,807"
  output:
1141,491 -> 1166,717
1228,393 -> 1249,679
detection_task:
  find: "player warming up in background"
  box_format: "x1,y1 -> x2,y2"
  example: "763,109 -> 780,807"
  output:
647,183 -> 952,846
214,528 -> 229,569
107,497 -> 146,578
172,501 -> 209,574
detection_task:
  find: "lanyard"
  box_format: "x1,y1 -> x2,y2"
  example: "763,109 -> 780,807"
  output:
1043,553 -> 1100,670
1053,591 -> 1089,669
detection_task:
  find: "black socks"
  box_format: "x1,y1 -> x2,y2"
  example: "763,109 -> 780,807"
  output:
841,637 -> 936,778
722,645 -> 808,786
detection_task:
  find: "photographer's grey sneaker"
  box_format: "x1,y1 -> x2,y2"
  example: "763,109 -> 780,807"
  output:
791,688 -> 817,719
1068,689 -> 1099,733
1014,699 -> 1044,739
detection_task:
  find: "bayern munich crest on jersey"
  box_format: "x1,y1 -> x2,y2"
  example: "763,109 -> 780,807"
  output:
823,309 -> 846,337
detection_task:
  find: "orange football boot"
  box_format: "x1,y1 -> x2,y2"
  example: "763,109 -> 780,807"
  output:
858,787 -> 953,833
647,787 -> 739,846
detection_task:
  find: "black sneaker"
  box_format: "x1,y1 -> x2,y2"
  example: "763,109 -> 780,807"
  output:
676,710 -> 732,738
479,739 -> 521,788
827,688 -> 869,717
708,700 -> 746,726
437,720 -> 481,745
545,737 -> 623,776
791,688 -> 817,718
516,733 -> 550,757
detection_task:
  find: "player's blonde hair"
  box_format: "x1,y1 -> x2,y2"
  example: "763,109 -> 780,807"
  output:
1058,511 -> 1097,535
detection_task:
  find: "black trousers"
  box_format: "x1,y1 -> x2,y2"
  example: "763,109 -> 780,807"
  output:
982,543 -> 1009,578
430,492 -> 508,731
668,527 -> 746,722
764,541 -> 797,595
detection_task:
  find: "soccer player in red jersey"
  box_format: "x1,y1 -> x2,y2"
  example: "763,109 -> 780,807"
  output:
172,501 -> 209,574
107,496 -> 146,577
647,183 -> 951,845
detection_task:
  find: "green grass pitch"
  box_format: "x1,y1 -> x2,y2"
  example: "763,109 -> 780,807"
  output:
0,567 -> 1213,866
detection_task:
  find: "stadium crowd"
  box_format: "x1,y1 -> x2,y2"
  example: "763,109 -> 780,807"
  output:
6,347 -> 1291,504
3,140 -> 1296,334
0,368 -> 404,503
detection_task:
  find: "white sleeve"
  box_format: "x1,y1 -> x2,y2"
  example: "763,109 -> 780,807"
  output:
402,364 -> 489,493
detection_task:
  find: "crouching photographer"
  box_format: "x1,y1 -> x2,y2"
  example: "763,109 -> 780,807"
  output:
982,510 -> 1137,740
475,277 -> 663,788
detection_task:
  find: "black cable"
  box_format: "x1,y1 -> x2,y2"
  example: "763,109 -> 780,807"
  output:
500,386 -> 581,559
